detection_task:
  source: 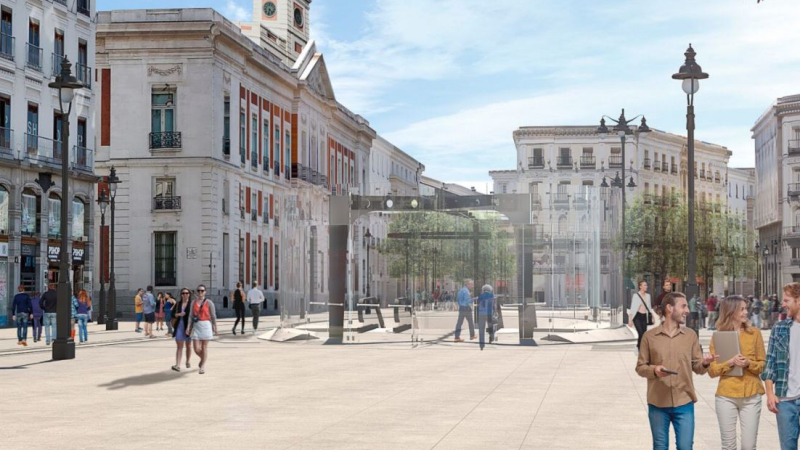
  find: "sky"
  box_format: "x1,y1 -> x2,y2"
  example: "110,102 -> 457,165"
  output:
99,0 -> 800,190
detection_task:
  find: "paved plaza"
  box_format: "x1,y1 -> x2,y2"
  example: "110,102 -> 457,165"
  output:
0,319 -> 783,450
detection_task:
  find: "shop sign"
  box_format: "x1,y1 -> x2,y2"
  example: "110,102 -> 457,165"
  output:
22,244 -> 36,256
72,248 -> 85,263
48,246 -> 61,261
0,242 -> 7,257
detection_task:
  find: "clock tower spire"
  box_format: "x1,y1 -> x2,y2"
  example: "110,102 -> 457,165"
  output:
247,0 -> 310,63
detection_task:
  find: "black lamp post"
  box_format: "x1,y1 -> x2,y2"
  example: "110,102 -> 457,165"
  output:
598,110 -> 650,325
773,238 -> 779,298
672,43 -> 709,312
105,166 -> 120,331
364,228 -> 372,297
755,242 -> 761,298
49,56 -> 83,361
96,189 -> 108,324
764,245 -> 770,296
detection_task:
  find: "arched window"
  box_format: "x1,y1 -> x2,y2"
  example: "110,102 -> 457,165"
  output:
48,194 -> 61,238
21,189 -> 39,237
72,198 -> 86,240
0,186 -> 8,233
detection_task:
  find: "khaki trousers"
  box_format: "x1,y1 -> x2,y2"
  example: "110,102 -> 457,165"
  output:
715,395 -> 762,450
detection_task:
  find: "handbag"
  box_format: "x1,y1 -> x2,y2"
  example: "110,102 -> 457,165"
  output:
637,293 -> 654,326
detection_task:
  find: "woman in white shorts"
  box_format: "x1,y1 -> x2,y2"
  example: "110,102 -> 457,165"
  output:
185,284 -> 217,374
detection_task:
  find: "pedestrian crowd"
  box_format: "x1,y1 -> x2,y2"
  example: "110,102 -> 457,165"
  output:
12,283 -> 93,346
635,281 -> 800,450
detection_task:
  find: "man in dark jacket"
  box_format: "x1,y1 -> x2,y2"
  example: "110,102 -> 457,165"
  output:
12,285 -> 32,346
40,285 -> 58,345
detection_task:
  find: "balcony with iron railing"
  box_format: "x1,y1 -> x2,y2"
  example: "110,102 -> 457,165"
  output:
789,139 -> 800,157
291,163 -> 328,187
0,128 -> 13,159
26,43 -> 42,71
71,145 -> 93,173
285,166 -> 290,180
240,146 -> 246,165
653,160 -> 661,172
556,155 -> 572,168
785,225 -> 800,248
671,164 -> 678,175
528,156 -> 544,169
699,169 -> 706,179
789,183 -> 800,197
608,155 -> 622,168
149,131 -> 181,150
51,53 -> 65,77
153,196 -> 181,211
222,137 -> 230,158
580,155 -> 595,169
251,151 -> 258,170
77,0 -> 91,16
715,174 -> 721,183
0,34 -> 14,61
791,258 -> 800,267
24,134 -> 61,166
76,62 -> 91,89
662,162 -> 669,173
643,193 -> 652,204
251,208 -> 257,221
643,157 -> 650,169
552,193 -> 570,208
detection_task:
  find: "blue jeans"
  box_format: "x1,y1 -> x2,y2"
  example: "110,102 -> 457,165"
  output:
478,314 -> 494,349
76,314 -> 89,342
648,402 -> 695,450
15,315 -> 29,341
777,397 -> 800,450
44,312 -> 57,344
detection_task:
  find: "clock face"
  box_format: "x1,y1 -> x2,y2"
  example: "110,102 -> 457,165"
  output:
294,8 -> 304,27
263,2 -> 276,18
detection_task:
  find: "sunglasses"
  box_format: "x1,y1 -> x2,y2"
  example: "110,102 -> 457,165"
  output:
181,292 -> 190,295
198,289 -> 206,293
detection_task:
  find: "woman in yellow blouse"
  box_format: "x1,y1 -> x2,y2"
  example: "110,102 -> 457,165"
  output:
708,295 -> 766,450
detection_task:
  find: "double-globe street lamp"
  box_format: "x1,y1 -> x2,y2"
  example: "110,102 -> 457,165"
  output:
49,57 -> 83,361
597,110 -> 650,325
672,43 -> 709,308
105,166 -> 121,331
96,189 -> 108,324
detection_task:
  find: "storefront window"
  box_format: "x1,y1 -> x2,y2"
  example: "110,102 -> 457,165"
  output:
48,195 -> 61,238
21,193 -> 37,236
0,186 -> 8,232
72,199 -> 85,240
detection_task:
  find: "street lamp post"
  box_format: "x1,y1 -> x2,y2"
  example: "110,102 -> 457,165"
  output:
598,110 -> 650,325
105,166 -> 120,331
764,245 -> 770,297
96,189 -> 109,324
49,57 -> 83,361
672,44 -> 709,311
773,238 -> 779,298
364,228 -> 372,297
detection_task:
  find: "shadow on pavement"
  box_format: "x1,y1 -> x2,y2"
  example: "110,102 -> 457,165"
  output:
0,359 -> 57,370
98,370 -> 191,390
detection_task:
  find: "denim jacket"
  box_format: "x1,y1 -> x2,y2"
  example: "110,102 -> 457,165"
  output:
763,319 -> 793,398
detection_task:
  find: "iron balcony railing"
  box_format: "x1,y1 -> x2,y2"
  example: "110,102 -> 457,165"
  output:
274,216 -> 280,227
671,164 -> 678,175
0,34 -> 14,61
580,155 -> 595,168
556,155 -> 572,168
789,183 -> 800,197
528,156 -> 544,169
662,162 -> 669,173
153,196 -> 181,211
608,155 -> 622,168
552,193 -> 570,204
77,0 -> 90,16
222,137 -> 230,157
653,160 -> 661,171
251,208 -> 257,221
24,134 -> 61,165
699,169 -> 706,179
240,146 -> 246,164
790,139 -> 800,156
26,43 -> 42,71
71,145 -> 93,173
643,158 -> 650,169
76,63 -> 91,89
0,127 -> 13,156
149,131 -> 181,149
274,164 -> 280,177
285,166 -> 290,180
52,53 -> 65,77
643,194 -> 652,204
715,174 -> 721,183
251,150 -> 258,169
291,163 -> 328,187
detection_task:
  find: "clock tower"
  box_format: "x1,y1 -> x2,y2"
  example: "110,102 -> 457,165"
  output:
251,0 -> 311,60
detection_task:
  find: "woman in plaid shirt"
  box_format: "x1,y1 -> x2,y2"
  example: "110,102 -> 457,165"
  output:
764,282 -> 800,449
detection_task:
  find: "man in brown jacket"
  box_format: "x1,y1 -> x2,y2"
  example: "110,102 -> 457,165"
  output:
636,292 -> 716,450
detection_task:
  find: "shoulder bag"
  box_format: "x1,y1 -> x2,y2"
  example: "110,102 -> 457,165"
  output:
637,293 -> 654,325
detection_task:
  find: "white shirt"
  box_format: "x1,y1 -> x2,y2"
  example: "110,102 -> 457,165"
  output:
247,287 -> 265,306
785,322 -> 800,399
629,291 -> 652,319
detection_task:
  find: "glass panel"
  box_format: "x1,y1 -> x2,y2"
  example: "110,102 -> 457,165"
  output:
72,199 -> 85,240
164,109 -> 174,132
48,197 -> 61,238
21,194 -> 36,235
0,187 -> 7,231
151,109 -> 161,133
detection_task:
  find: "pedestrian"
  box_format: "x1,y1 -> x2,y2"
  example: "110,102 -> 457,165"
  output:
12,285 -> 32,346
751,296 -> 764,330
143,286 -> 156,338
70,292 -> 78,340
185,284 -> 217,375
134,288 -> 144,332
171,287 -> 193,372
772,295 -> 781,326
688,294 -> 699,331
698,300 -> 707,329
708,295 -> 766,450
454,279 -> 476,343
707,294 -> 719,330
75,289 -> 92,344
629,280 -> 653,351
164,293 -> 175,337
31,291 -> 43,343
155,292 -> 165,332
232,282 -> 246,335
247,281 -> 264,334
41,284 -> 57,345
477,284 -> 495,350
636,292 -> 717,450
764,282 -> 800,450
653,279 -> 672,318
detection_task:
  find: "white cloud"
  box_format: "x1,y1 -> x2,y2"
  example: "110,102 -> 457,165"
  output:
223,0 -> 249,22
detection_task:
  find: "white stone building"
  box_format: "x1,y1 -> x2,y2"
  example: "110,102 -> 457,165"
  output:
0,0 -> 96,326
725,167 -> 756,296
753,94 -> 800,299
94,7 -> 375,318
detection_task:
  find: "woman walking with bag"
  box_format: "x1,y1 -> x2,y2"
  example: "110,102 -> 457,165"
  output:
232,282 -> 246,335
75,290 -> 92,343
171,288 -> 193,372
185,284 -> 217,374
628,280 -> 653,351
707,295 -> 765,450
